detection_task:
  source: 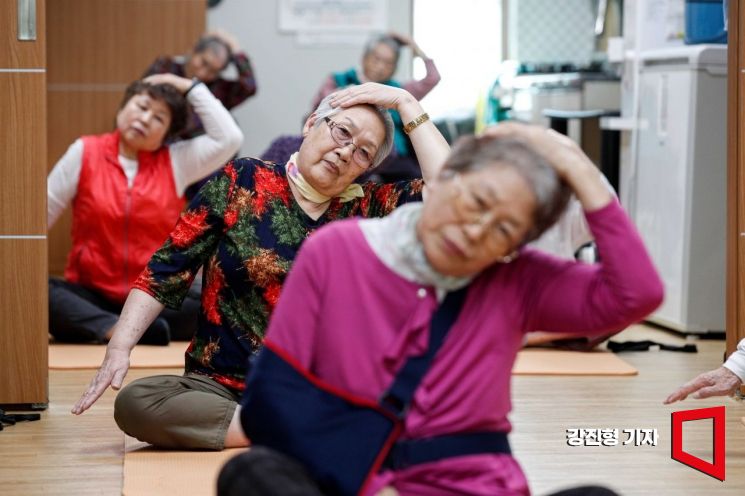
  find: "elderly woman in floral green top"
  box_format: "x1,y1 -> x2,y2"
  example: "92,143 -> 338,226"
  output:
71,83 -> 449,451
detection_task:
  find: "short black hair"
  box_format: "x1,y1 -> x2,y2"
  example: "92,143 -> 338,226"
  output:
119,80 -> 188,142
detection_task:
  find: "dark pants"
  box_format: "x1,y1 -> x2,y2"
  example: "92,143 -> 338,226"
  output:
217,447 -> 620,496
48,278 -> 200,343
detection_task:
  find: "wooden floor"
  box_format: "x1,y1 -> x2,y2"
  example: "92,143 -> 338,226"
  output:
0,324 -> 743,495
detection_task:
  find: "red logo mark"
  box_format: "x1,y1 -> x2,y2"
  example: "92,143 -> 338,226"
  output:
671,405 -> 725,481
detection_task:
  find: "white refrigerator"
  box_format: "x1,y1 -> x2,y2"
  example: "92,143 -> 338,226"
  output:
629,45 -> 727,333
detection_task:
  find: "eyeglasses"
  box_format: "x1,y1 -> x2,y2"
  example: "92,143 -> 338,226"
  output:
324,117 -> 375,169
448,174 -> 517,249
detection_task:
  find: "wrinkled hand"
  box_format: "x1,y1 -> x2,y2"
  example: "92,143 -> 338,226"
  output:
388,32 -> 424,58
482,121 -> 593,180
328,82 -> 414,111
388,31 -> 413,46
664,366 -> 742,404
143,73 -> 193,94
482,121 -> 612,211
71,347 -> 131,415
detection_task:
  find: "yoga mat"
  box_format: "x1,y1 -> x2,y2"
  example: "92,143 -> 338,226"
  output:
50,345 -> 635,375
512,349 -> 638,376
123,436 -> 246,496
49,343 -> 185,370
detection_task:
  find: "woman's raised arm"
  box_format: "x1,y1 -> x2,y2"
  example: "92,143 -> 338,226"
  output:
329,83 -> 449,187
71,289 -> 165,415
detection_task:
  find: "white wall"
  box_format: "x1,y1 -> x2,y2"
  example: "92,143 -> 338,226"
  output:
208,0 -> 413,157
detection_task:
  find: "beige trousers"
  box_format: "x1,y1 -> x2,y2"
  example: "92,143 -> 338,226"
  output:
114,373 -> 239,450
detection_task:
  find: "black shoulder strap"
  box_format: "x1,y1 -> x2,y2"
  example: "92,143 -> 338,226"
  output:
379,287 -> 469,417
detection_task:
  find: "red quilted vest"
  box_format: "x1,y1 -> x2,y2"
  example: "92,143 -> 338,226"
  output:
64,131 -> 186,304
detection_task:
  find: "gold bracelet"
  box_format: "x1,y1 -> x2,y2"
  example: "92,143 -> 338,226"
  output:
403,112 -> 430,134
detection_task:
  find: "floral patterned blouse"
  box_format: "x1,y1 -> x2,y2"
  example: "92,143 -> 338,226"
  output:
134,157 -> 424,391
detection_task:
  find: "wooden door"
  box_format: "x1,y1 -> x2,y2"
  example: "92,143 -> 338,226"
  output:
47,0 -> 206,275
727,0 -> 744,358
0,0 -> 48,406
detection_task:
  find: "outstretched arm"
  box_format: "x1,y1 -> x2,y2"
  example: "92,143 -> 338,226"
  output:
664,339 -> 745,403
71,289 -> 164,414
388,32 -> 441,100
664,367 -> 742,404
47,139 -> 84,228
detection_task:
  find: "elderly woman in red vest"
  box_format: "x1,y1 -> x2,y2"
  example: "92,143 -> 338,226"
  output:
47,73 -> 243,345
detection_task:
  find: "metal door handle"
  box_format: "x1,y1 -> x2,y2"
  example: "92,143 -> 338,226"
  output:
17,0 -> 36,41
656,74 -> 668,141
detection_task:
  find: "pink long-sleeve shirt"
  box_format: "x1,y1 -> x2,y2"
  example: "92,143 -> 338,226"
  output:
265,200 -> 664,495
310,58 -> 442,111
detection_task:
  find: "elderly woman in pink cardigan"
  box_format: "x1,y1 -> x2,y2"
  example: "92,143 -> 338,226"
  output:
220,121 -> 664,496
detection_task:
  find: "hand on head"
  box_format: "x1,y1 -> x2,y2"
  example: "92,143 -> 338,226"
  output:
206,28 -> 241,54
143,73 -> 194,94
664,366 -> 743,404
387,31 -> 424,57
328,82 -> 413,111
481,122 -> 591,180
482,122 -> 612,211
387,31 -> 412,46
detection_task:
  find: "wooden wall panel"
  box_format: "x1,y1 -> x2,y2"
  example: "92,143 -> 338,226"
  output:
0,0 -> 47,406
47,90 -> 123,164
0,73 -> 47,235
727,0 -> 744,357
47,0 -> 205,84
49,210 -> 72,276
0,240 -> 48,405
0,0 -> 46,68
46,0 -> 205,276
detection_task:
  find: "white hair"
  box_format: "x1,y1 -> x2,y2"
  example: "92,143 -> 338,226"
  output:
311,93 -> 394,168
363,34 -> 402,66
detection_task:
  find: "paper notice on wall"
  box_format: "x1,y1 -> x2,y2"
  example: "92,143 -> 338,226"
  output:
641,0 -> 684,49
278,0 -> 387,32
624,0 -> 685,50
295,31 -> 370,47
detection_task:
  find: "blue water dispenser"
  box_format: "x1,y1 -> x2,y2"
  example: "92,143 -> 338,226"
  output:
685,0 -> 728,44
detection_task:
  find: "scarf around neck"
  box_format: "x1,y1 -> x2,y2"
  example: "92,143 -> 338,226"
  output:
285,152 -> 364,204
359,203 -> 472,294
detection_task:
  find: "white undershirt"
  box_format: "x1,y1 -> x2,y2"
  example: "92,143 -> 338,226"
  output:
119,154 -> 138,188
47,84 -> 244,228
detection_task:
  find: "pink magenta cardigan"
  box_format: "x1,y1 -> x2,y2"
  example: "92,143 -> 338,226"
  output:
264,200 -> 664,495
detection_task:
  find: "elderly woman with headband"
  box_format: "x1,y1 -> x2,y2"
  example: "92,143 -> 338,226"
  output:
71,83 -> 449,451
220,123 -> 664,496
